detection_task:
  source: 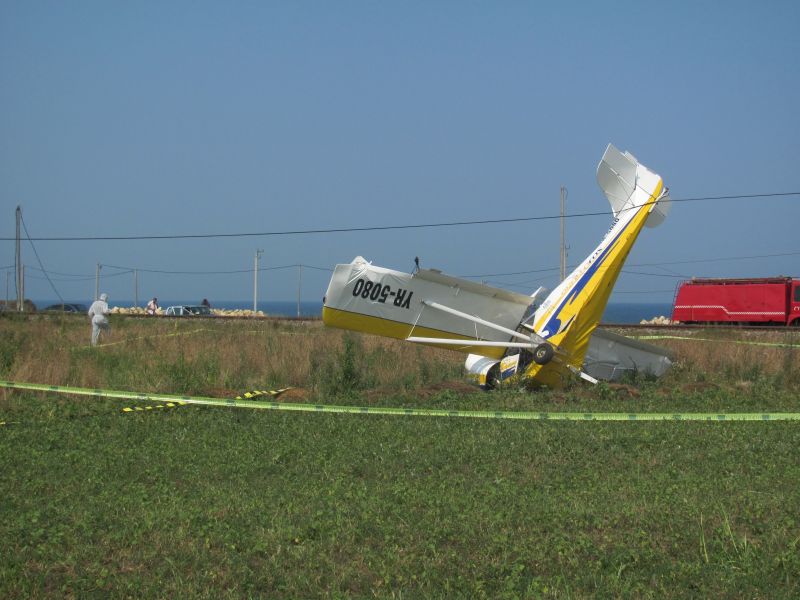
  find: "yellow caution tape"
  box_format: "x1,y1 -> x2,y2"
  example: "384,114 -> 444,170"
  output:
235,388 -> 292,401
2,380 -> 800,422
121,401 -> 187,413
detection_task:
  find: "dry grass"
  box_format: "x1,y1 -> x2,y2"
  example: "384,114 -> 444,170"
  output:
2,315 -> 799,397
0,314 -> 465,396
627,327 -> 800,385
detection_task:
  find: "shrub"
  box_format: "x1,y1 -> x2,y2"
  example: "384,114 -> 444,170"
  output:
0,331 -> 21,376
312,334 -> 372,397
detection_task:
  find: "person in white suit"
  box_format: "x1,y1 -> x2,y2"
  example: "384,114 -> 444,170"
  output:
88,293 -> 111,346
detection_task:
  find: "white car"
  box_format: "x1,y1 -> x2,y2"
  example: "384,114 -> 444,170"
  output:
164,305 -> 213,317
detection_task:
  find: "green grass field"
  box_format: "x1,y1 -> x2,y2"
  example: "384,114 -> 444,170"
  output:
1,314 -> 799,597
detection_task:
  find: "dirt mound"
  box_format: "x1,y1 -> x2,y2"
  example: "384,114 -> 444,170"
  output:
276,387 -> 309,402
414,380 -> 480,398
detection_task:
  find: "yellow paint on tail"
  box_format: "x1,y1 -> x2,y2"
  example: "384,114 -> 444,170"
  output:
525,180 -> 664,387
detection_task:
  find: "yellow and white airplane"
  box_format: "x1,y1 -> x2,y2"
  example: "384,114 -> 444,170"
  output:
322,144 -> 673,388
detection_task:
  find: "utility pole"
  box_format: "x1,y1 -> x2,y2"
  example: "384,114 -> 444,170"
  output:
5,270 -> 9,308
297,264 -> 302,318
95,263 -> 102,300
253,249 -> 263,313
134,270 -> 139,308
560,186 -> 568,282
15,206 -> 22,311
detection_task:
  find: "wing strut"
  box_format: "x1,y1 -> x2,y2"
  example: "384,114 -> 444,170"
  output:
406,337 -> 534,349
420,300 -> 530,342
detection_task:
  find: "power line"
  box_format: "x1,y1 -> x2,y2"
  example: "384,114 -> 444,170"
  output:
621,270 -> 687,279
459,266 -> 561,278
1,191 -> 797,242
614,289 -> 676,294
24,269 -> 134,282
458,249 -> 800,280
631,250 -> 800,267
484,268 -> 687,291
23,262 -> 334,279
20,244 -> 794,293
102,262 -> 333,275
103,264 -> 254,275
24,266 -> 124,278
16,245 -> 796,299
670,191 -> 799,203
485,272 -> 677,296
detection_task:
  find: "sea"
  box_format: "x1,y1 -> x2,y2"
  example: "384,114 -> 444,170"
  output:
32,299 -> 673,324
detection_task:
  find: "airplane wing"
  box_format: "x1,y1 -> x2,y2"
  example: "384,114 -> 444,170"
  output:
322,257 -> 535,359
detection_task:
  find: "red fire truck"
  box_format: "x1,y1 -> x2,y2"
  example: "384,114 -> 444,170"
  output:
672,277 -> 800,326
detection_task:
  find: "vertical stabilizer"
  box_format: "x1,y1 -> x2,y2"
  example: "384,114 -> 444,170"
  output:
597,144 -> 671,227
596,144 -> 638,217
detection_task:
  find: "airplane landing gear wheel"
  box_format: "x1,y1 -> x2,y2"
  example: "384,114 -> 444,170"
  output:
482,364 -> 500,391
533,343 -> 555,365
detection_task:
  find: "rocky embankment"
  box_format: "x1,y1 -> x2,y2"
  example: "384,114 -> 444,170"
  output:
639,315 -> 675,326
109,306 -> 267,318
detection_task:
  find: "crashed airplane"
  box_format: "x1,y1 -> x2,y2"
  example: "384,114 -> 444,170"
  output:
322,144 -> 673,389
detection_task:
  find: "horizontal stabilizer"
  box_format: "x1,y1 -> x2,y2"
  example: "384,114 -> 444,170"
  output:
644,188 -> 671,228
583,328 -> 673,381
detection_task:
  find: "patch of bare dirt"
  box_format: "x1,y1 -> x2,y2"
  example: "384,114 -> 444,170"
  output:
680,382 -> 720,393
414,380 -> 482,398
608,383 -> 641,398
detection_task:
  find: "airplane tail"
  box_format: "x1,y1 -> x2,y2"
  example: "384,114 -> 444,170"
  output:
524,145 -> 669,387
596,144 -> 671,227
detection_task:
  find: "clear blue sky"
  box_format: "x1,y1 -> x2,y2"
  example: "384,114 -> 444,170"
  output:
2,1 -> 798,305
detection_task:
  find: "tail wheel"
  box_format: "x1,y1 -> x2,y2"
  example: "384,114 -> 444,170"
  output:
533,343 -> 555,365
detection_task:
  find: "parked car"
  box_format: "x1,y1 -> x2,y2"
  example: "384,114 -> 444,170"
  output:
164,305 -> 213,317
43,303 -> 88,313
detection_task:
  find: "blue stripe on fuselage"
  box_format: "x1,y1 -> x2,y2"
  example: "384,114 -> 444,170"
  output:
539,206 -> 643,338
